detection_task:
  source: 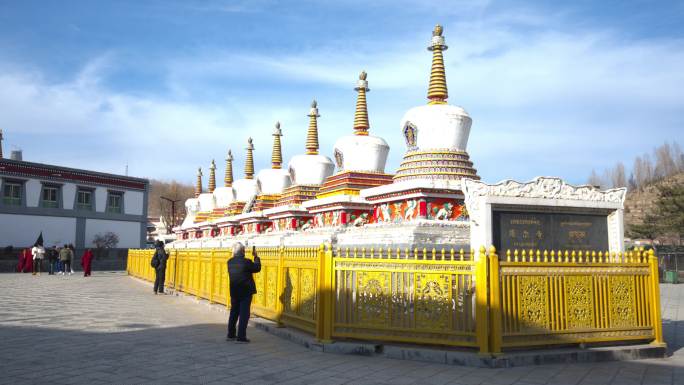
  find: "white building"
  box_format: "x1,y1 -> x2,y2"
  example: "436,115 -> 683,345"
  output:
0,157 -> 149,249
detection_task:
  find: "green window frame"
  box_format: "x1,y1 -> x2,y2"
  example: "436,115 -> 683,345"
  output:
40,186 -> 59,208
106,192 -> 123,214
2,182 -> 22,206
76,189 -> 93,211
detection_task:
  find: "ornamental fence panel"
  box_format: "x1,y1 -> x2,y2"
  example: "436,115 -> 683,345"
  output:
126,245 -> 663,354
330,247 -> 483,348
489,248 -> 663,353
248,246 -> 283,323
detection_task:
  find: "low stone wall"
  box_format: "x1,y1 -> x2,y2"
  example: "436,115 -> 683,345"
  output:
0,248 -> 131,273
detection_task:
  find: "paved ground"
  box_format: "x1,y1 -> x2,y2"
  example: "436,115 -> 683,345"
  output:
0,273 -> 682,385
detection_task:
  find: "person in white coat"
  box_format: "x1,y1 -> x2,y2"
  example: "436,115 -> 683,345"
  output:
31,244 -> 45,275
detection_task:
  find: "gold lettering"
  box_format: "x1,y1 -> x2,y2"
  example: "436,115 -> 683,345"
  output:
560,221 -> 593,228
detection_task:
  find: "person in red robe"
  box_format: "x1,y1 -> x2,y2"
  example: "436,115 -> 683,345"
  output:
20,248 -> 33,273
16,249 -> 25,272
81,249 -> 94,277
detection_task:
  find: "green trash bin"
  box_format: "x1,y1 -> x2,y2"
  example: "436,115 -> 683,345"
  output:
664,270 -> 679,284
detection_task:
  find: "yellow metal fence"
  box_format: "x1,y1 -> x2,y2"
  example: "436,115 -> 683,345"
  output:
127,246 -> 663,354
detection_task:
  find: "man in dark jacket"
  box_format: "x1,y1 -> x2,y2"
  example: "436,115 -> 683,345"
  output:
227,242 -> 261,343
152,240 -> 169,295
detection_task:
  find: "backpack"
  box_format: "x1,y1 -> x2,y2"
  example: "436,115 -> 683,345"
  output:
150,253 -> 160,268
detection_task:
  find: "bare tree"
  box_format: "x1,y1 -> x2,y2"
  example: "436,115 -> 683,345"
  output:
632,156 -> 649,189
587,169 -> 604,188
654,142 -> 678,179
588,141 -> 682,190
92,232 -> 119,249
148,179 -> 194,229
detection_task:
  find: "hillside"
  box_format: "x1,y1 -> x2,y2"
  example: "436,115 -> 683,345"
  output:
624,172 -> 684,237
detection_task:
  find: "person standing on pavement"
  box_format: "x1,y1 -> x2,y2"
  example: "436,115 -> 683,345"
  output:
20,248 -> 33,273
47,246 -> 58,275
31,243 -> 45,275
81,249 -> 94,277
59,245 -> 72,275
226,242 -> 261,343
68,244 -> 76,274
152,240 -> 168,294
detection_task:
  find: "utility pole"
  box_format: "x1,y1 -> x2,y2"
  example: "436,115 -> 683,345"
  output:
160,196 -> 182,231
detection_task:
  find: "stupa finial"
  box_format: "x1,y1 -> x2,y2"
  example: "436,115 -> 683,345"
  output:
208,159 -> 216,193
245,137 -> 255,179
353,71 -> 370,136
305,100 -> 320,155
224,149 -> 234,187
195,167 -> 203,197
272,121 -> 283,169
0,129 -> 3,159
427,24 -> 448,105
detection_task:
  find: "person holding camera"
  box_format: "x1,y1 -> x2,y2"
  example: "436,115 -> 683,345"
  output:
226,242 -> 261,343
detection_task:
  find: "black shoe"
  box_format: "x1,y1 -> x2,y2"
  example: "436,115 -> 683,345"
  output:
236,338 -> 250,343
154,291 -> 158,295
226,335 -> 236,341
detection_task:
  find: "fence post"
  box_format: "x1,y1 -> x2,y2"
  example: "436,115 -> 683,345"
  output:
316,243 -> 334,343
275,245 -> 285,326
488,246 -> 502,354
209,249 -> 215,303
649,249 -> 665,345
475,246 -> 489,355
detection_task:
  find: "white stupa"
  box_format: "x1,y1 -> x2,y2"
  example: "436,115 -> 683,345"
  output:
333,71 -> 390,173
393,24 -> 479,182
232,138 -> 259,203
256,122 -> 292,195
287,100 -> 335,185
213,150 -> 236,207
197,163 -> 216,212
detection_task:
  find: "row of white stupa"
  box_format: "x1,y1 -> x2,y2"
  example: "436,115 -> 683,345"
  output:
181,24 -> 475,228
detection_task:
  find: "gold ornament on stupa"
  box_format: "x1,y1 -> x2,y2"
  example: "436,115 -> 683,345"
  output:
305,100 -> 320,155
224,149 -> 234,187
272,122 -> 283,169
245,137 -> 255,179
427,24 -> 448,105
208,160 -> 216,193
195,167 -> 203,197
353,71 -> 370,136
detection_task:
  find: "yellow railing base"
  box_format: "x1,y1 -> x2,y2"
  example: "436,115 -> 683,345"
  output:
127,246 -> 665,354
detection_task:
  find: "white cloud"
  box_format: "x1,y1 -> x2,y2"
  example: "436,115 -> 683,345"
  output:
1,6 -> 682,186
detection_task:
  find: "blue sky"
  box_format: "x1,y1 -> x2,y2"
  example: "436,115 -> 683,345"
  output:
1,0 -> 682,185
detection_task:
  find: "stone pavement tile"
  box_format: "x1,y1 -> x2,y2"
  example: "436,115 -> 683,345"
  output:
309,376 -> 350,385
1,275 -> 683,385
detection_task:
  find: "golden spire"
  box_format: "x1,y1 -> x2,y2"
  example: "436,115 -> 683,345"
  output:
427,24 -> 448,105
224,149 -> 234,187
272,122 -> 283,169
208,160 -> 216,193
305,100 -> 320,155
0,129 -> 3,159
245,137 -> 254,179
353,71 -> 370,136
195,167 -> 203,197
